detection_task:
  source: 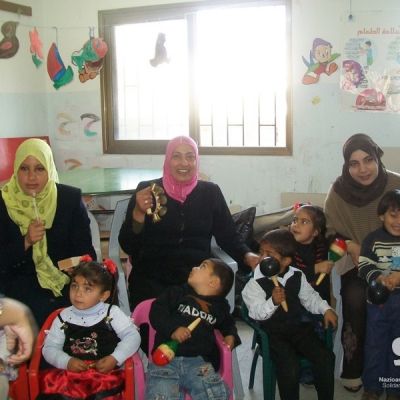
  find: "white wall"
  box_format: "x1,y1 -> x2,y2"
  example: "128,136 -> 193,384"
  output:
1,0 -> 400,213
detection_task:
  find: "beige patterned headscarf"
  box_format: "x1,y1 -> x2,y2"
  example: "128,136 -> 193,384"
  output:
1,138 -> 69,296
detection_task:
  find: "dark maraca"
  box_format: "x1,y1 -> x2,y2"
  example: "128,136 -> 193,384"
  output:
259,256 -> 288,312
368,279 -> 390,305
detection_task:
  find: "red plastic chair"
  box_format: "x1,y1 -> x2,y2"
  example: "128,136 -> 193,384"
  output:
28,308 -> 135,399
8,363 -> 29,400
131,298 -> 233,400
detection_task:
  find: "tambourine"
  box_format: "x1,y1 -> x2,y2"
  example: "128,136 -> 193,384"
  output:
146,183 -> 167,223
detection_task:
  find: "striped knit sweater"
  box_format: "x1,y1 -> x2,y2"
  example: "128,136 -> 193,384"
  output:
358,226 -> 400,284
324,170 -> 400,245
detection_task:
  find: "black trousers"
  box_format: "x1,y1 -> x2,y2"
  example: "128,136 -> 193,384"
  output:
340,267 -> 367,380
268,322 -> 335,400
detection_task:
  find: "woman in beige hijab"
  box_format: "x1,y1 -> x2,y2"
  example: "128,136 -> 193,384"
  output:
0,138 -> 96,325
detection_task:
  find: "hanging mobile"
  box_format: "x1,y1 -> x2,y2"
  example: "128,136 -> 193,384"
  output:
146,183 -> 167,223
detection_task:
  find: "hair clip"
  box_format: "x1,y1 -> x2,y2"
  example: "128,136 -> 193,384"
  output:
80,254 -> 93,263
146,183 -> 167,223
103,258 -> 117,275
293,202 -> 311,211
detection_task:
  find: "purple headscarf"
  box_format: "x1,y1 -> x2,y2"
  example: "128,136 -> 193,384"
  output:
162,136 -> 199,203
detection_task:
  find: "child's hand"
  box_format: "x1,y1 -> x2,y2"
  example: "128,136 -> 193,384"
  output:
271,286 -> 286,306
315,260 -> 334,275
95,355 -> 117,373
67,357 -> 88,372
380,272 -> 400,291
171,326 -> 192,343
323,309 -> 338,329
346,240 -> 360,267
223,335 -> 235,350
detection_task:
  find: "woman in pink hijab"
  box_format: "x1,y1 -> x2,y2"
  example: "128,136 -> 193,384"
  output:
119,136 -> 258,308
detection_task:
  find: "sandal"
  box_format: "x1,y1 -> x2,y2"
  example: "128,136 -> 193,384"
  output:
344,385 -> 362,393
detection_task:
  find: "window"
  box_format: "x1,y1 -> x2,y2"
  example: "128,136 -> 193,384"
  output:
99,0 -> 292,155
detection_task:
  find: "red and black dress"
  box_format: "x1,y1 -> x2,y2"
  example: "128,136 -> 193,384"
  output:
38,305 -> 125,399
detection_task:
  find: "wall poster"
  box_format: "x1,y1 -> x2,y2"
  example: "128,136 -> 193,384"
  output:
341,12 -> 400,113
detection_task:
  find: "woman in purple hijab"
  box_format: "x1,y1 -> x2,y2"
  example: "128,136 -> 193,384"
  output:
119,136 -> 258,309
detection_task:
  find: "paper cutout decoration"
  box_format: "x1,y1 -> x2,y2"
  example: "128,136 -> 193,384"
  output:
29,27 -> 44,67
57,112 -> 76,136
80,113 -> 100,137
355,88 -> 386,111
64,159 -> 82,170
341,60 -> 365,91
0,21 -> 19,59
47,43 -> 74,89
150,33 -> 169,67
71,37 -> 108,83
302,38 -> 340,85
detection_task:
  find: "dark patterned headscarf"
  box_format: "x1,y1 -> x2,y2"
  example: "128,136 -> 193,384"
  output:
333,133 -> 388,207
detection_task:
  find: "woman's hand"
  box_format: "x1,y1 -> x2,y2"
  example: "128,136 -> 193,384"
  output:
2,299 -> 37,365
24,220 -> 45,249
67,357 -> 89,372
132,186 -> 154,223
244,252 -> 259,270
315,260 -> 334,274
346,240 -> 361,267
95,355 -> 117,373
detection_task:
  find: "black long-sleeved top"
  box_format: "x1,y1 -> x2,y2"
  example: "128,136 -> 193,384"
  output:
0,184 -> 96,325
293,239 -> 330,302
149,283 -> 240,368
119,178 -> 250,286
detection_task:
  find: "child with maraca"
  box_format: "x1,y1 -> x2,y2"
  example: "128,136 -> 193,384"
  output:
358,189 -> 400,400
290,203 -> 341,387
242,229 -> 337,400
146,258 -> 240,400
290,204 -> 336,303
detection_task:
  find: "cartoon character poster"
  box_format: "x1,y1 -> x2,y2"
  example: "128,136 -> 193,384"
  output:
340,12 -> 400,113
302,38 -> 340,84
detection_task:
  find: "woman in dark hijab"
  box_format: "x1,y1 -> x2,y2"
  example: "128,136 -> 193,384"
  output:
324,133 -> 400,392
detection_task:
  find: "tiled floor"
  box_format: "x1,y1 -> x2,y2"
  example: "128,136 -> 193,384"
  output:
235,319 -> 363,400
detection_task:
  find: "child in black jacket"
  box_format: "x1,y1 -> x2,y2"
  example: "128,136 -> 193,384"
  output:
146,258 -> 240,400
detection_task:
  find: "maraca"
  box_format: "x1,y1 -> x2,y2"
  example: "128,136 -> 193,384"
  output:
146,183 -> 167,223
259,257 -> 288,312
368,279 -> 390,305
316,238 -> 347,286
152,317 -> 201,366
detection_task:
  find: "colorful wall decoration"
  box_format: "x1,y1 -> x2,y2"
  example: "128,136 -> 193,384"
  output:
341,12 -> 400,112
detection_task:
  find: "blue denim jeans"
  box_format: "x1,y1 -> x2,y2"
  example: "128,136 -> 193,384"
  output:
145,356 -> 229,400
363,290 -> 400,396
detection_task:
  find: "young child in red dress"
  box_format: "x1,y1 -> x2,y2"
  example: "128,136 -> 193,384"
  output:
38,259 -> 140,399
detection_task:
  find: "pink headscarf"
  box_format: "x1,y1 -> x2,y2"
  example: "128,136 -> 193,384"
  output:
162,136 -> 199,203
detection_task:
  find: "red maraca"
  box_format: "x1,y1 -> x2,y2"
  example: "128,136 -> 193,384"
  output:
316,238 -> 347,286
259,257 -> 288,312
152,317 -> 201,366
